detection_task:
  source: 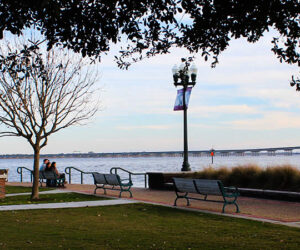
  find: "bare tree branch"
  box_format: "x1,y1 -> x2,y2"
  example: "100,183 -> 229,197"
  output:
0,39 -> 100,199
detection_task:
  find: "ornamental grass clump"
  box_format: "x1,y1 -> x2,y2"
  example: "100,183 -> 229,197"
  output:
163,164 -> 300,191
196,167 -> 230,181
263,165 -> 300,191
226,164 -> 263,188
196,164 -> 300,191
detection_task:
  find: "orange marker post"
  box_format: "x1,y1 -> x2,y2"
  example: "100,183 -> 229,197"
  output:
210,150 -> 214,164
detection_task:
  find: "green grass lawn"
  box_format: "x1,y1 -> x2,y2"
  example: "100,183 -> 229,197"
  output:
0,203 -> 299,249
5,185 -> 54,194
0,192 -> 108,205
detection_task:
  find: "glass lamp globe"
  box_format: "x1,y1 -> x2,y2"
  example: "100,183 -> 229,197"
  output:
172,64 -> 178,75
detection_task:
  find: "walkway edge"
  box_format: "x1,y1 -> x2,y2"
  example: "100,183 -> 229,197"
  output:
6,189 -> 73,197
0,199 -> 139,211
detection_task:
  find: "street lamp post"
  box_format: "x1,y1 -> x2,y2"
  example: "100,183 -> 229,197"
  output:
172,59 -> 198,171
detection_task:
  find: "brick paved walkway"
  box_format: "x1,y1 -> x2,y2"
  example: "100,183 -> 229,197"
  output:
6,182 -> 300,227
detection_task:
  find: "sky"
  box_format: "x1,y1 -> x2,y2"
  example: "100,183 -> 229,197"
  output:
0,31 -> 299,154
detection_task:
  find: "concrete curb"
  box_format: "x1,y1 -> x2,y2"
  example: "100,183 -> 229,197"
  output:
237,188 -> 300,202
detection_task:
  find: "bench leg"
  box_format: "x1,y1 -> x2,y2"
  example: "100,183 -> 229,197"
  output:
57,178 -> 65,187
183,192 -> 190,206
222,203 -> 226,213
174,193 -> 190,206
94,186 -> 106,195
234,202 -> 240,213
174,197 -> 190,207
174,197 -> 178,206
119,191 -> 122,198
222,200 -> 240,213
57,179 -> 63,187
174,197 -> 190,206
119,189 -> 133,198
186,198 -> 190,206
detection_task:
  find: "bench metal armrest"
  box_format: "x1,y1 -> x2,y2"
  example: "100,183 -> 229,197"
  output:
120,179 -> 133,186
224,186 -> 239,196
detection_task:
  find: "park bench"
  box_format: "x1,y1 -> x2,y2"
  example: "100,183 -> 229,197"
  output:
173,178 -> 240,213
92,172 -> 133,198
39,171 -> 65,187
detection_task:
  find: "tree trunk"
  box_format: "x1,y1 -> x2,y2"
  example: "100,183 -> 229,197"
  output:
31,147 -> 40,200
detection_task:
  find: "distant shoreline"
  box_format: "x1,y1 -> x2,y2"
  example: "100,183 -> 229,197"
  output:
0,151 -> 299,159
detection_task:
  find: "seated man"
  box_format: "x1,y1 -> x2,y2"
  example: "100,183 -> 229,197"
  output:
39,158 -> 49,171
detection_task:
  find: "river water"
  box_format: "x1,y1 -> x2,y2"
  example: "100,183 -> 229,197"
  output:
1,154 -> 299,187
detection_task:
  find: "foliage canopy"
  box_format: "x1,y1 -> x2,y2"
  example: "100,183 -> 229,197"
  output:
0,1 -> 299,85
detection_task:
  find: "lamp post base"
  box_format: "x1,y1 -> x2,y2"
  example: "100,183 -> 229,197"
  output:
181,161 -> 191,172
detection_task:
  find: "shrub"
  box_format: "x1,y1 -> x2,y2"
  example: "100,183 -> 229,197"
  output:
164,164 -> 300,191
227,164 -> 300,191
262,165 -> 300,191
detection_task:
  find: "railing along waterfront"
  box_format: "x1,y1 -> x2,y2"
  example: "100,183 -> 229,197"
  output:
64,167 -> 94,184
64,166 -> 148,187
16,166 -> 148,187
17,167 -> 33,183
110,167 -> 147,188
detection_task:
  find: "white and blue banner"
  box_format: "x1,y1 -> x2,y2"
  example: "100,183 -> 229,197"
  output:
174,87 -> 192,111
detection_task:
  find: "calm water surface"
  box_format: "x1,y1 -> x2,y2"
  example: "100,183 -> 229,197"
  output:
1,154 -> 299,187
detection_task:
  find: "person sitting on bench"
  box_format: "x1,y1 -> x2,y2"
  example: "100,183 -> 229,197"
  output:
39,158 -> 49,171
51,162 -> 66,184
45,162 -> 55,187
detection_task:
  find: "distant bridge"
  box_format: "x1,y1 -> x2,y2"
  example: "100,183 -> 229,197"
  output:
56,146 -> 300,157
1,146 -> 300,159
94,146 -> 300,157
204,146 -> 300,156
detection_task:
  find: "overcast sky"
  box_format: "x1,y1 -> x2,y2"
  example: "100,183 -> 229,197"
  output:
0,31 -> 299,154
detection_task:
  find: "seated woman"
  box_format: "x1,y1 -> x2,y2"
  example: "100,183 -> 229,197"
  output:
44,162 -> 55,187
44,162 -> 52,171
51,162 -> 66,185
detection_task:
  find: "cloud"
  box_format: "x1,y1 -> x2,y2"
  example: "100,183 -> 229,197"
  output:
226,111 -> 300,130
115,124 -> 173,130
190,104 -> 258,115
238,87 -> 300,109
2,28 -> 300,154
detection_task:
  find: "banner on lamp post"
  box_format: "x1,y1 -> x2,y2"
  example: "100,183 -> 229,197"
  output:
174,87 -> 192,111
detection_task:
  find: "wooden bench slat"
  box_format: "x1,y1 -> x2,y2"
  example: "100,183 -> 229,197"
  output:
104,174 -> 120,186
92,173 -> 107,184
43,171 -> 57,179
173,178 -> 197,193
193,179 -> 222,196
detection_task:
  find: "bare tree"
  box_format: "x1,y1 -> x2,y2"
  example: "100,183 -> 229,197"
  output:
0,40 -> 99,199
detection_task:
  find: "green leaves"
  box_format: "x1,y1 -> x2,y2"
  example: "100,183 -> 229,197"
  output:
0,0 -> 298,86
